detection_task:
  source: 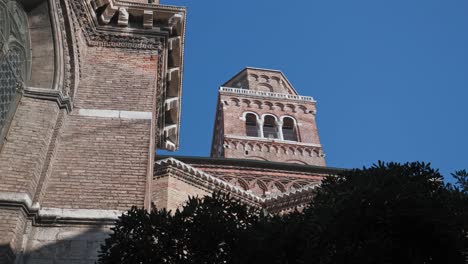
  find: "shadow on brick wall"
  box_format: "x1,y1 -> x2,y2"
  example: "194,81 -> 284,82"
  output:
0,244 -> 14,264
16,226 -> 111,264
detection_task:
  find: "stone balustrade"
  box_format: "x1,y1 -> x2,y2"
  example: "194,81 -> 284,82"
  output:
220,87 -> 315,102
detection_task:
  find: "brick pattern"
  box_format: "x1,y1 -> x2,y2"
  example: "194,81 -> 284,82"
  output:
0,98 -> 59,199
43,116 -> 151,210
74,47 -> 158,112
153,170 -> 209,212
41,45 -> 159,210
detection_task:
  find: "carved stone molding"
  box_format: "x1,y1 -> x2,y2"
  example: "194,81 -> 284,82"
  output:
155,158 -> 323,212
23,86 -> 72,112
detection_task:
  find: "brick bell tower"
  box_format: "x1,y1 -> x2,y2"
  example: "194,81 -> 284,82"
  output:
211,67 -> 326,166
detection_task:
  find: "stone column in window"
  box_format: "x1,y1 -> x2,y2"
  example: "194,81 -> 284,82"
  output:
258,119 -> 264,138
276,120 -> 284,140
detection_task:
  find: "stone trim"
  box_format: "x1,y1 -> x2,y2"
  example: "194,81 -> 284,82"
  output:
0,192 -> 35,210
76,109 -> 152,120
38,208 -> 122,221
23,87 -> 72,112
0,192 -> 121,225
220,87 -> 315,102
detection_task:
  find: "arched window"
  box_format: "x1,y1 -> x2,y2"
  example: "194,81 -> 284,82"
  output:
245,113 -> 258,137
282,117 -> 298,141
0,1 -> 30,145
263,115 -> 278,139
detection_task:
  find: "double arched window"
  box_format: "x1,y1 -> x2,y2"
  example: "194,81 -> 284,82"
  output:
244,113 -> 298,142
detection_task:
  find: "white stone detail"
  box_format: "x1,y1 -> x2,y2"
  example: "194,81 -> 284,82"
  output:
39,208 -> 123,220
0,192 -> 33,208
220,87 -> 315,102
77,109 -> 152,120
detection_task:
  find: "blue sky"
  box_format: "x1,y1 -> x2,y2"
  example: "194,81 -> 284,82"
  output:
160,0 -> 468,182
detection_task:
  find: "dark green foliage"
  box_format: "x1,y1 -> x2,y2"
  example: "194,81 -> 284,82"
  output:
98,193 -> 260,264
453,170 -> 468,193
98,162 -> 468,264
301,161 -> 468,264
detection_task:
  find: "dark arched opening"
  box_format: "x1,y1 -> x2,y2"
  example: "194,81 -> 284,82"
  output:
245,113 -> 258,137
263,115 -> 278,139
282,117 -> 298,141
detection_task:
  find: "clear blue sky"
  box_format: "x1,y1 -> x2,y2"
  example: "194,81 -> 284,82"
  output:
160,0 -> 468,182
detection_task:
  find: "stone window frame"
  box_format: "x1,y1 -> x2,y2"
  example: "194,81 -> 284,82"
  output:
244,112 -> 259,137
261,114 -> 280,140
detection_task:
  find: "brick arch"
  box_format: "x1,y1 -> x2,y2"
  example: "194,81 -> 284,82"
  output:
266,180 -> 286,193
253,143 -> 262,151
248,73 -> 258,81
258,75 -> 270,83
264,101 -> 274,110
285,104 -> 296,113
298,105 -> 308,114
257,83 -> 273,92
248,179 -> 267,196
241,99 -> 251,107
274,102 -> 284,111
252,100 -> 262,109
230,97 -> 240,106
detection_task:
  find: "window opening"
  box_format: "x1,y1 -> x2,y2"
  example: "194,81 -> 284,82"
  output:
282,117 -> 298,141
263,115 -> 278,139
245,113 -> 258,137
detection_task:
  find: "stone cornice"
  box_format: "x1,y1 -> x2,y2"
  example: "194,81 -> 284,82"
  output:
0,192 -> 119,225
23,86 -> 72,112
220,87 -> 315,103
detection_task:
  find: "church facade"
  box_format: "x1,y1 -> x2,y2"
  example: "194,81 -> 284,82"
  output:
0,0 -> 338,263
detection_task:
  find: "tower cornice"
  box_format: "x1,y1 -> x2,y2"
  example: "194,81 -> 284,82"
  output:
219,87 -> 315,103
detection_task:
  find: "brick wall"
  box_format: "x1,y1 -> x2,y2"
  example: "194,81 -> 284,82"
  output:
43,116 -> 151,210
41,47 -> 159,210
153,171 -> 209,212
74,47 -> 158,112
0,98 -> 60,199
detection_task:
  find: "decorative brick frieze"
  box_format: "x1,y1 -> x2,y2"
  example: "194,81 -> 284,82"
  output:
154,157 -> 333,212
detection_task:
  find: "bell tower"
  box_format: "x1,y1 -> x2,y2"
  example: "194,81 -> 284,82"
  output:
210,67 -> 326,166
